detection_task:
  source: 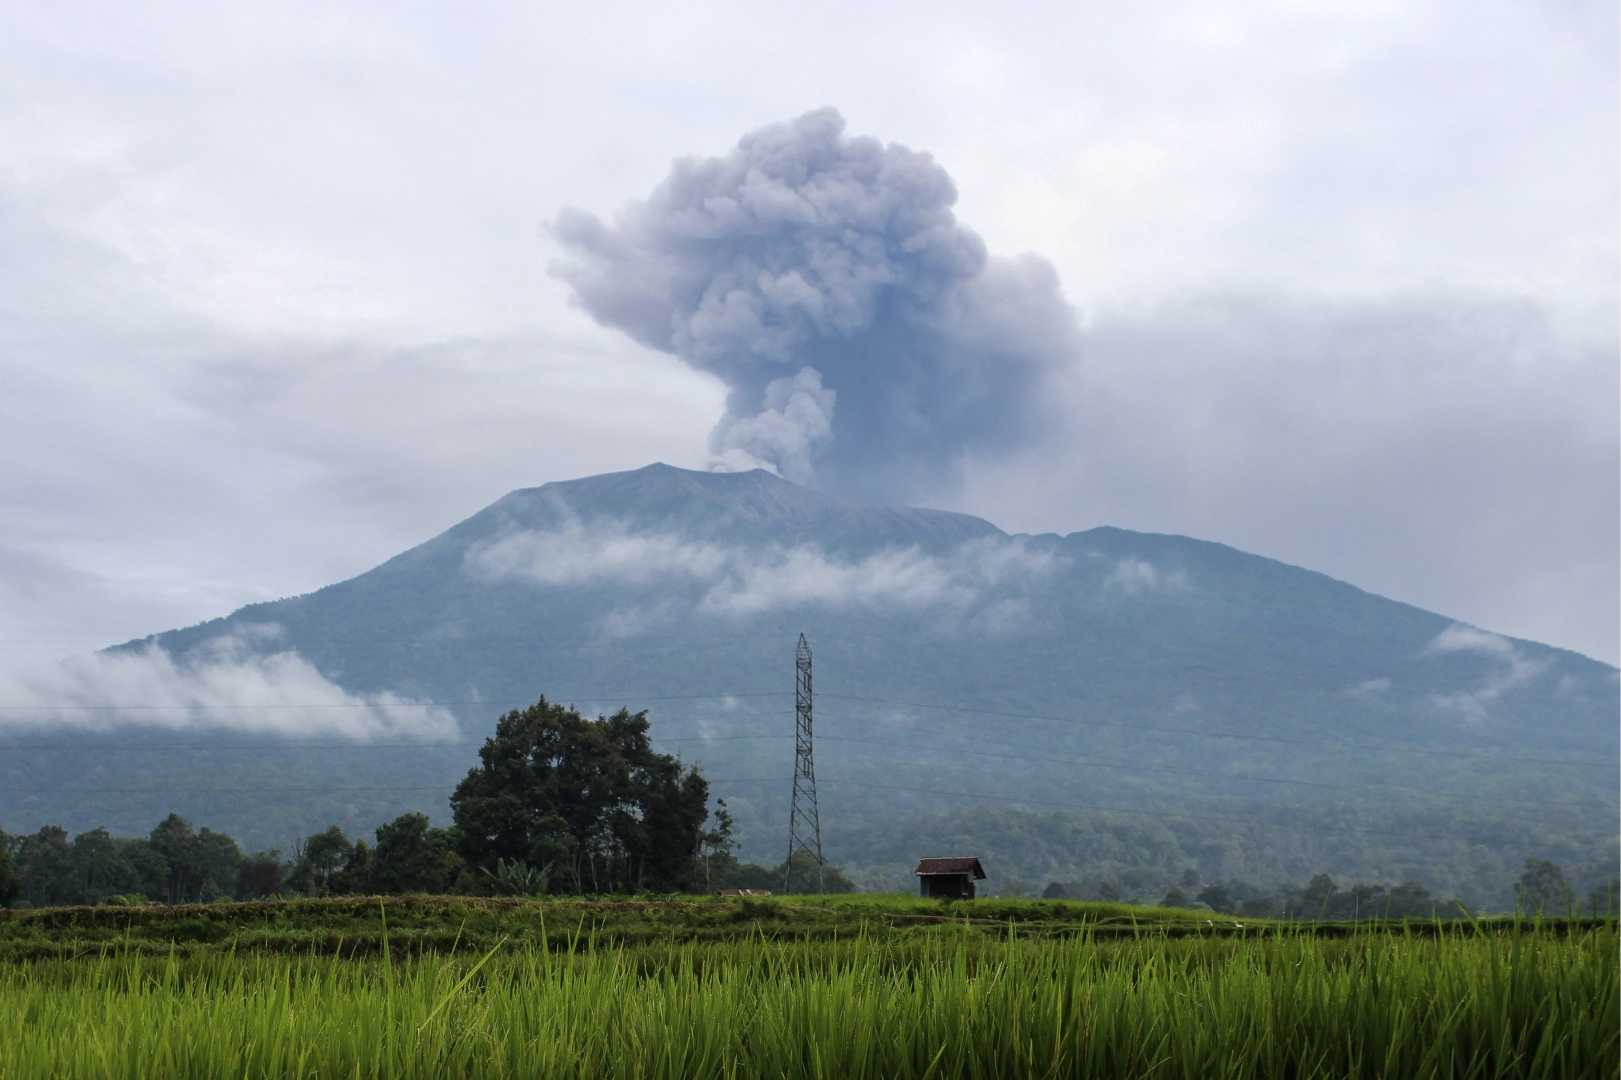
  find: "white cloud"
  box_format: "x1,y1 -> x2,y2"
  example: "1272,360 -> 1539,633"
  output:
1426,624 -> 1516,659
699,544 -> 965,614
467,516 -> 730,587
466,521 -> 1060,620
1104,557 -> 1187,595
0,629 -> 456,738
1423,622 -> 1552,724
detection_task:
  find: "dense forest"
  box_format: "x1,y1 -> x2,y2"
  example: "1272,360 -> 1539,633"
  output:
0,697 -> 855,908
2,808 -> 1603,919
828,803 -> 1618,912
0,696 -> 1611,915
0,809 -> 860,909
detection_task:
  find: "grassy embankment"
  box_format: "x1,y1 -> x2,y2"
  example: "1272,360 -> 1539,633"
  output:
0,895 -> 1614,1078
3,892 -> 1605,959
7,893 -> 1174,960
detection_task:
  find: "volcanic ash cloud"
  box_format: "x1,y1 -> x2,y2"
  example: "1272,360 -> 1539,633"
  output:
551,108 -> 1081,502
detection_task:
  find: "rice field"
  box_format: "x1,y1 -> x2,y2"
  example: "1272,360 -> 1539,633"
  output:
0,907 -> 1613,1079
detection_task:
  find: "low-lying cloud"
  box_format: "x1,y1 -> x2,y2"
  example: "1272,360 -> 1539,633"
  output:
552,108 -> 1080,501
1104,557 -> 1186,595
468,519 -> 731,588
465,519 -> 1060,622
1423,623 -> 1553,724
0,629 -> 457,738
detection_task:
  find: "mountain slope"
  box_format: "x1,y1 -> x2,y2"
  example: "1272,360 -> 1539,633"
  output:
5,464 -> 1615,868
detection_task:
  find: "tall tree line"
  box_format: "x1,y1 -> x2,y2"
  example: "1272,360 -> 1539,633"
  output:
0,698 -> 733,906
0,814 -> 254,908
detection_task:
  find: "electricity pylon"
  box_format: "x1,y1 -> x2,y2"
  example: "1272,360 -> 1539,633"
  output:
784,633 -> 825,893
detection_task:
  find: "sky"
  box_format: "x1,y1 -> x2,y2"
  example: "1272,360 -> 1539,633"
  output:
0,0 -> 1616,668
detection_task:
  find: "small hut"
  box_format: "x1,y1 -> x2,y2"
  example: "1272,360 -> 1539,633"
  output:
914,857 -> 986,900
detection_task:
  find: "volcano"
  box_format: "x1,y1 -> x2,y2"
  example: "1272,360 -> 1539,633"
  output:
7,464 -> 1615,871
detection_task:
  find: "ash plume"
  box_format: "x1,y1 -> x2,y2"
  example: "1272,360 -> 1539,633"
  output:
551,109 -> 1080,502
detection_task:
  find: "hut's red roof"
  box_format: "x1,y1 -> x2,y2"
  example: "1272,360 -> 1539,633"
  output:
914,857 -> 986,878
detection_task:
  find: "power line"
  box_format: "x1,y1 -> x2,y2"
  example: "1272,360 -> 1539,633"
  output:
0,730 -> 795,752
0,631 -> 788,656
0,786 -> 457,794
0,778 -> 788,795
0,690 -> 789,712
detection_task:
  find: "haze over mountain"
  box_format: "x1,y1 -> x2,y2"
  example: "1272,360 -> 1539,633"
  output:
2,464 -> 1613,894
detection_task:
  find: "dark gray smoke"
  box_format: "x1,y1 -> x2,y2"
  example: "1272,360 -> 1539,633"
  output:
551,109 -> 1080,502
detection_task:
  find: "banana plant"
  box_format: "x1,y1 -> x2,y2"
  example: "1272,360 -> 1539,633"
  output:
480,858 -> 553,897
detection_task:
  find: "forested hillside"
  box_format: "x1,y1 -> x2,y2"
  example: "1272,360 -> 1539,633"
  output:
2,465 -> 1613,905
828,804 -> 1618,912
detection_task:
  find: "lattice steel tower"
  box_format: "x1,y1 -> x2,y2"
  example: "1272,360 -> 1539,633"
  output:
784,633 -> 825,893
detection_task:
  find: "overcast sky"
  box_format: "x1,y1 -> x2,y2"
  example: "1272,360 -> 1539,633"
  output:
1,0 -> 1615,666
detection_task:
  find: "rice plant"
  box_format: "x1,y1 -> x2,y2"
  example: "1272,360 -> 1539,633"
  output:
0,919 -> 1612,1078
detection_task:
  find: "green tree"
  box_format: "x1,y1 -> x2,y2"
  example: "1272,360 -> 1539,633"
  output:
288,826 -> 354,895
1295,874 -> 1337,918
147,814 -> 243,904
65,828 -> 141,906
710,851 -> 856,894
777,850 -> 857,894
14,826 -> 71,908
1515,858 -> 1570,914
330,838 -> 373,895
0,828 -> 20,907
1196,882 -> 1236,914
236,851 -> 286,899
1380,881 -> 1439,918
452,698 -> 710,893
147,813 -> 194,903
193,830 -> 244,901
371,814 -> 463,895
117,838 -> 170,901
1588,876 -> 1619,916
698,800 -> 739,890
1237,895 -> 1278,919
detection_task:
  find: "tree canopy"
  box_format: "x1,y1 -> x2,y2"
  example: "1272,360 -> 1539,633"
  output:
2,814 -> 242,907
0,830 -> 19,907
451,698 -> 710,894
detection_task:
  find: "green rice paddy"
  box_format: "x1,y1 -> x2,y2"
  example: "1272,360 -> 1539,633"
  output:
0,896 -> 1613,1078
